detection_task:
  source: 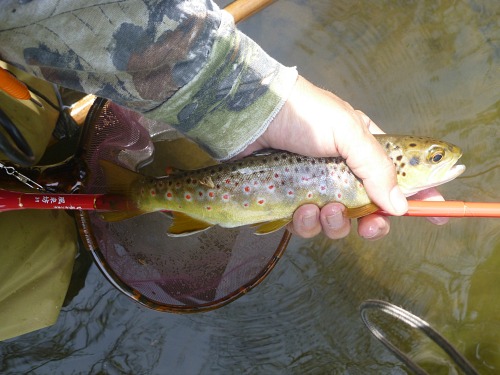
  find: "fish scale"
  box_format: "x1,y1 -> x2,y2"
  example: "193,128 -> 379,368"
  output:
100,134 -> 465,236
141,154 -> 368,226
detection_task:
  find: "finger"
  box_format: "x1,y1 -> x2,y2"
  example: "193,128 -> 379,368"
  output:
319,203 -> 351,240
289,204 -> 322,238
357,214 -> 391,240
408,188 -> 449,225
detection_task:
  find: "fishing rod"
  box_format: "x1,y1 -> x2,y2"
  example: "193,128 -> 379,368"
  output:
0,188 -> 499,218
225,0 -> 277,23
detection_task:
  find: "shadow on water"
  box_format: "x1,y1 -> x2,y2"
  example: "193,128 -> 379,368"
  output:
1,1 -> 499,374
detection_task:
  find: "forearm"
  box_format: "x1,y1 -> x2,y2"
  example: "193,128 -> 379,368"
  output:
0,0 -> 297,159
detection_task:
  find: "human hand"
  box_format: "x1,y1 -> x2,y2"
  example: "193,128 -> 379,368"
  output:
239,76 -> 447,240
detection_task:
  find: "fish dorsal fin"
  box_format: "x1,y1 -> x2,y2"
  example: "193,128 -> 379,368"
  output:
253,218 -> 291,235
344,203 -> 380,219
167,212 -> 214,237
100,210 -> 147,222
99,160 -> 143,196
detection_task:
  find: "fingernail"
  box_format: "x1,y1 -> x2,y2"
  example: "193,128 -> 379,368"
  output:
427,216 -> 449,226
326,207 -> 344,230
363,223 -> 381,239
390,186 -> 408,215
302,214 -> 316,228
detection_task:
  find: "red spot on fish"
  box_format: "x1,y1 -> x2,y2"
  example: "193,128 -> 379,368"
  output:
243,202 -> 249,208
206,206 -> 212,211
166,191 -> 173,200
185,194 -> 192,201
208,191 -> 215,198
225,179 -> 231,184
268,185 -> 274,190
254,181 -> 259,186
222,194 -> 230,201
321,186 -> 326,191
150,189 -> 156,196
307,192 -> 313,199
285,168 -> 290,172
258,199 -> 265,205
338,193 -> 342,199
244,186 -> 251,193
198,191 -> 203,197
274,173 -> 279,178
288,190 -> 294,196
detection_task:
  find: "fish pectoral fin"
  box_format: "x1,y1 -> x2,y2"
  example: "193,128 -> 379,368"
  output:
198,176 -> 215,189
344,203 -> 380,219
167,212 -> 213,237
253,218 -> 291,235
100,210 -> 147,222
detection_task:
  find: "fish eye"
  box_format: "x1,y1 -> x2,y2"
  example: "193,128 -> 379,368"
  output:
428,147 -> 445,163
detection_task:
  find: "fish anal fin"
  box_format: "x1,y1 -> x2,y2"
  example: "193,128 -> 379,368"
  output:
344,203 -> 380,219
254,218 -> 291,235
100,210 -> 147,222
167,212 -> 213,237
99,160 -> 143,196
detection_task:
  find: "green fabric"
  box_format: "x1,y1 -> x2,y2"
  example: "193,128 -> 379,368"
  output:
0,210 -> 77,341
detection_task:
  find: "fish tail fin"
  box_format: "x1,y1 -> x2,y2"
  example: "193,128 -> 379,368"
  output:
98,160 -> 147,221
99,160 -> 142,196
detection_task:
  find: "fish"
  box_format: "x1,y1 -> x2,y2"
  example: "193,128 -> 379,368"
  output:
100,134 -> 465,236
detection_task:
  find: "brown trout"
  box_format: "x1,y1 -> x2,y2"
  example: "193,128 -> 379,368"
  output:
101,135 -> 465,236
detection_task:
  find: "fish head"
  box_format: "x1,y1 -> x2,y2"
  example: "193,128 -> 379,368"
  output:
377,135 -> 466,196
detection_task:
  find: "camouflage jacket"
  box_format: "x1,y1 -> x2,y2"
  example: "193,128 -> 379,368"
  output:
0,0 -> 297,160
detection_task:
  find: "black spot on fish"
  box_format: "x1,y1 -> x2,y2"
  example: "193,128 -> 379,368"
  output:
218,166 -> 224,171
296,157 -> 302,162
186,178 -> 192,184
402,172 -> 406,177
400,163 -> 405,168
409,156 -> 420,166
281,154 -> 288,160
216,184 -> 221,189
311,160 -> 316,165
294,167 -> 299,172
396,155 -> 403,161
409,143 -> 417,147
385,143 -> 390,149
274,156 -> 280,161
231,166 -> 237,172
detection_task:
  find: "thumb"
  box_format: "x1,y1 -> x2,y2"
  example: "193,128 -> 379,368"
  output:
339,120 -> 408,216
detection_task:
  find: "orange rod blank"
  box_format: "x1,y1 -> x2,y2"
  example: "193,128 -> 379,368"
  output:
379,201 -> 500,218
0,66 -> 31,100
225,0 -> 276,23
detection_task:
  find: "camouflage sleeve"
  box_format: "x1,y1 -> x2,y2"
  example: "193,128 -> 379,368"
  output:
0,0 -> 297,160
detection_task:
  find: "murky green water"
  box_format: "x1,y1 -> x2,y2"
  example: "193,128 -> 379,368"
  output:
1,1 -> 499,373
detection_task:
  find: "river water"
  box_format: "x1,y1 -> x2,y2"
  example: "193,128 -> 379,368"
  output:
1,1 -> 499,374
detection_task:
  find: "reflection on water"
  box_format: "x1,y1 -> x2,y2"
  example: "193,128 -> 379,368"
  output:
1,1 -> 499,373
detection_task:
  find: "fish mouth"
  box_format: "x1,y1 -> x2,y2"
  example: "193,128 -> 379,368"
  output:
442,163 -> 466,183
404,159 -> 466,197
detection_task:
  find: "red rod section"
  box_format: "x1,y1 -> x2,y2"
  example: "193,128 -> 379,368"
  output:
0,189 -> 131,212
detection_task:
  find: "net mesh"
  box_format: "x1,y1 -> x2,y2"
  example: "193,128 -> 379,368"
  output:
76,99 -> 289,312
